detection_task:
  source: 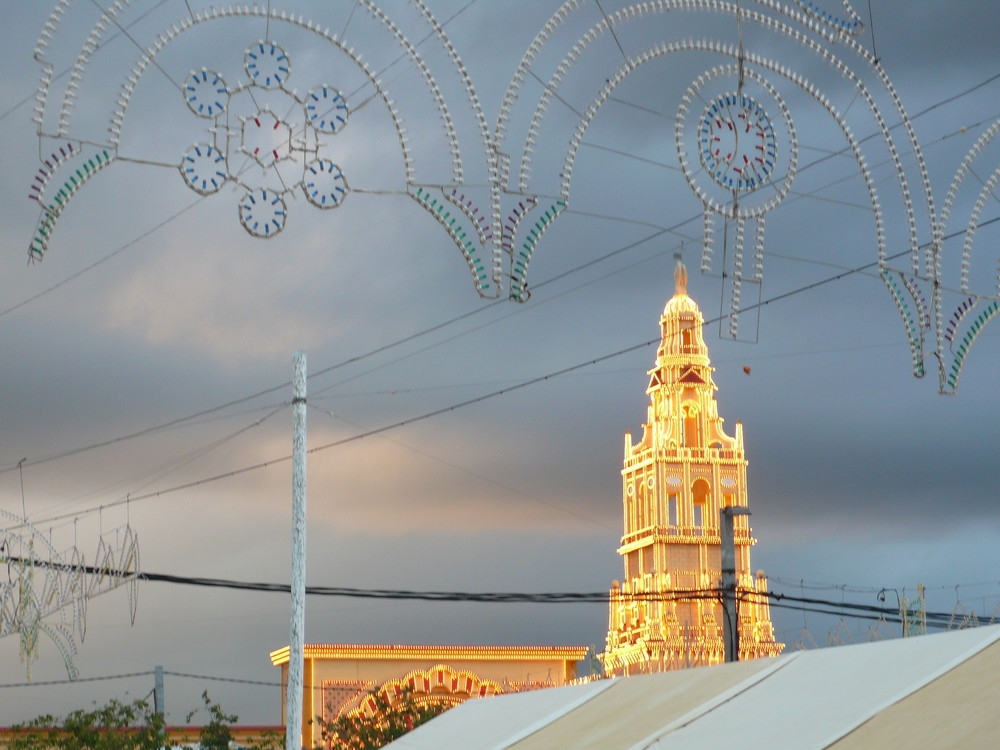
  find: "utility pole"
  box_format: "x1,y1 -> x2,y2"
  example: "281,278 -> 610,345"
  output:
153,665 -> 164,718
287,352 -> 307,750
720,506 -> 750,663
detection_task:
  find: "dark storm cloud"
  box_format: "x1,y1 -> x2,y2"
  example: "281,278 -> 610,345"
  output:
1,0 -> 998,728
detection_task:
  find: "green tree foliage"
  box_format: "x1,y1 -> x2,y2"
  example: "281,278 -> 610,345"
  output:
186,691 -> 237,750
8,693 -> 283,750
8,698 -> 167,750
316,689 -> 452,750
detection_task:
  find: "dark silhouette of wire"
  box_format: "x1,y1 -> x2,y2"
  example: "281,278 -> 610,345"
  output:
1,555 -> 980,629
8,213 -> 996,532
0,670 -> 153,690
4,71 -> 995,476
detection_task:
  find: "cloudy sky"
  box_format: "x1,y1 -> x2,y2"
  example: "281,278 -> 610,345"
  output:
1,0 -> 998,728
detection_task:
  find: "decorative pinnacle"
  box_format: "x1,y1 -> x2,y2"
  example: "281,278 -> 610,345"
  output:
674,259 -> 688,296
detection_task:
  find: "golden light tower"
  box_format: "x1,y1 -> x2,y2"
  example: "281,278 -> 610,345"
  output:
601,262 -> 783,676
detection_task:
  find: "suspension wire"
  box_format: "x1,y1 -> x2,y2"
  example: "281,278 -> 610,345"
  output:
85,0 -> 182,92
2,64 -> 995,481
5,213 -> 996,533
0,554 -> 983,629
866,0 -> 879,65
18,403 -> 288,530
0,670 -> 153,690
594,0 -> 629,64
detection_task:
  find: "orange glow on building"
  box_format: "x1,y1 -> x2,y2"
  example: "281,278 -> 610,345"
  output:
270,643 -> 588,747
601,262 -> 783,675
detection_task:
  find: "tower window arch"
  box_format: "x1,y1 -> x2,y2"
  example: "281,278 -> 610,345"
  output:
679,317 -> 697,353
682,403 -> 701,448
692,478 -> 711,530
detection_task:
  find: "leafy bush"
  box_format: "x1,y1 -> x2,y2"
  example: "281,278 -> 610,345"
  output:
316,688 -> 451,750
8,693 -> 283,750
9,698 -> 167,750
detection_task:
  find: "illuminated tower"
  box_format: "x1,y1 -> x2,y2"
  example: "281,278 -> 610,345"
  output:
601,262 -> 782,676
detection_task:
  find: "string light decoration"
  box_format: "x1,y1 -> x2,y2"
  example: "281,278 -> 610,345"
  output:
28,2 -> 501,297
675,64 -> 798,339
23,2 -> 1000,375
792,0 -> 865,34
495,0 -> 956,360
934,119 -> 1000,394
177,41 -> 352,238
0,509 -> 139,679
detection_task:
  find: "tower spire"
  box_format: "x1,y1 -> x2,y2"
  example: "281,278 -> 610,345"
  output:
673,259 -> 688,296
601,282 -> 782,675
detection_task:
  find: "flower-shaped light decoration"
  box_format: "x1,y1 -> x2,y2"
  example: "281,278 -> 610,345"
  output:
179,41 -> 350,238
676,65 -> 797,340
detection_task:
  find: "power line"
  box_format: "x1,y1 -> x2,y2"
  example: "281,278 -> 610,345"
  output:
0,0 -> 172,125
0,198 -> 203,323
0,225 -> 665,476
0,668 -> 306,692
3,71 -> 994,478
3,555 -> 990,627
6,212 -> 996,533
0,670 -> 152,689
0,669 -> 337,694
21,404 -> 287,532
162,671 -> 284,689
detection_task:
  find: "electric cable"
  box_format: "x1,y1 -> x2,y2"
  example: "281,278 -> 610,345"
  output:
3,82 -> 993,477
5,212 -> 996,533
0,0 -> 172,125
0,670 -> 153,689
2,555 -> 988,627
0,669 -> 320,692
18,403 -> 287,532
309,404 -> 616,531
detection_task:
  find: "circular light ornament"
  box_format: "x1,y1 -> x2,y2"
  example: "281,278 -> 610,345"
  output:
306,85 -> 349,134
792,0 -> 865,34
184,68 -> 228,118
303,159 -> 348,209
676,65 -> 797,340
244,40 -> 290,89
698,92 -> 777,192
240,188 -> 287,237
180,143 -> 227,194
240,109 -> 293,168
176,41 -> 352,237
677,65 -> 797,219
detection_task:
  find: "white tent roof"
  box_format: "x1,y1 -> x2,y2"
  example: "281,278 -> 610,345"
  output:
386,624 -> 1000,749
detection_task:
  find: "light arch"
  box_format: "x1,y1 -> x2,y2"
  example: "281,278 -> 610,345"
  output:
498,0 -> 935,374
351,664 -> 505,718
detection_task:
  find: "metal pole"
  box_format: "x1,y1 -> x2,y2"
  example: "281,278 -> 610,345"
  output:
720,507 -> 750,663
287,351 -> 307,750
153,665 -> 164,718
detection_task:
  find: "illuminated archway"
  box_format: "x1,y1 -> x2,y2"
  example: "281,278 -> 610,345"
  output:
348,664 -> 505,719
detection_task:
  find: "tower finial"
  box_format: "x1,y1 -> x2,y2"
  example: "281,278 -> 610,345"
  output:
674,259 -> 688,296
